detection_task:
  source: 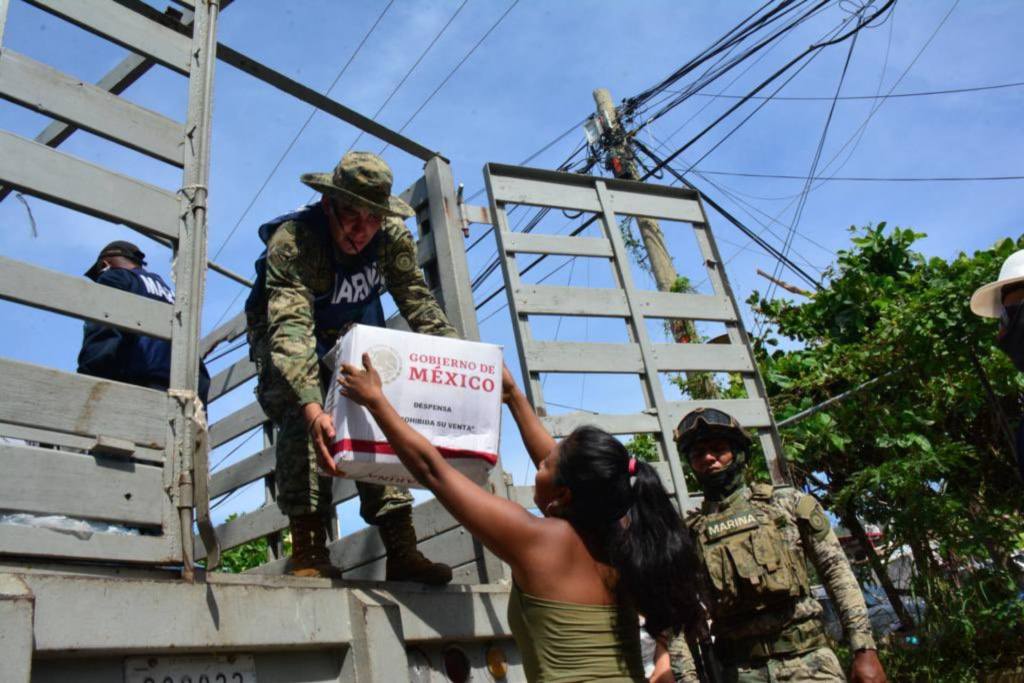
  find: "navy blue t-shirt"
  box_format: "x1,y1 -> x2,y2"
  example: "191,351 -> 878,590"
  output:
78,267 -> 210,404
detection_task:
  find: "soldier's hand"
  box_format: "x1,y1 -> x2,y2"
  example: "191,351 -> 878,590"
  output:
850,649 -> 887,683
305,408 -> 338,476
338,353 -> 385,409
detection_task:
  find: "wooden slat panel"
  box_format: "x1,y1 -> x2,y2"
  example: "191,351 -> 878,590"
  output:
514,285 -> 629,317
509,485 -> 537,509
505,233 -> 613,258
461,203 -> 491,225
0,49 -> 183,165
634,290 -> 736,322
25,0 -> 192,75
541,411 -> 659,437
512,463 -> 676,501
451,558 -> 484,585
0,524 -> 174,563
663,399 -> 773,429
0,358 -> 166,448
415,230 -> 437,267
652,343 -> 754,373
336,497 -> 461,571
199,479 -> 358,557
0,131 -> 180,239
208,446 -> 273,499
342,527 -> 476,582
0,422 -> 163,464
650,460 -> 675,495
200,311 -> 247,358
607,188 -> 704,223
0,255 -> 173,338
489,174 -> 601,212
205,504 -> 286,557
248,496 -> 463,574
0,443 -> 163,525
209,401 -> 267,449
208,356 -> 256,402
525,341 -> 643,373
398,176 -> 428,210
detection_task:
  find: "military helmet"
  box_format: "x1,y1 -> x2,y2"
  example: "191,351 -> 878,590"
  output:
673,407 -> 752,457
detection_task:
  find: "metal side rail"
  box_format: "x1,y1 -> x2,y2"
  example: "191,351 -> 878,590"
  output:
1,568 -> 526,682
483,163 -> 788,511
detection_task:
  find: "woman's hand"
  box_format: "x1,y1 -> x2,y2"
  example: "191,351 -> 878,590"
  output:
501,364 -> 518,404
338,352 -> 386,409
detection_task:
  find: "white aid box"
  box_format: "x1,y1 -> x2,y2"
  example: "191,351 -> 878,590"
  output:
324,324 -> 502,487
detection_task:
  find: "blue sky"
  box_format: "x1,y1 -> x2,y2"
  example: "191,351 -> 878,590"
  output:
1,0 -> 1021,530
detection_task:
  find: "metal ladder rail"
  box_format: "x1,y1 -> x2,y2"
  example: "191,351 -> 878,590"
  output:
0,0 -> 221,567
484,163 -> 787,513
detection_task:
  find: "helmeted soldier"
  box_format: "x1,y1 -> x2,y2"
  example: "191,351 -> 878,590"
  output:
79,240 -> 210,404
665,407 -> 887,683
245,151 -> 454,583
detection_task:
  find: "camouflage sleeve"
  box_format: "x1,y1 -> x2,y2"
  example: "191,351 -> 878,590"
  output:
666,631 -> 701,683
381,219 -> 458,339
795,494 -> 877,652
264,222 -> 323,407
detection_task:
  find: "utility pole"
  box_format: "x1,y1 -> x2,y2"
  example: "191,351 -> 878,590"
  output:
592,88 -> 718,399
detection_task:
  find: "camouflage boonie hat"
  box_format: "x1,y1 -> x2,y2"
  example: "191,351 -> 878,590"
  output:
300,151 -> 414,218
674,406 -> 752,456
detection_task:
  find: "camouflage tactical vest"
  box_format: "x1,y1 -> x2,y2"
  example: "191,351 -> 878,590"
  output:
690,484 -> 811,623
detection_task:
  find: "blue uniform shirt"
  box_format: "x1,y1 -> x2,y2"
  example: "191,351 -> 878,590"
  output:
77,266 -> 210,404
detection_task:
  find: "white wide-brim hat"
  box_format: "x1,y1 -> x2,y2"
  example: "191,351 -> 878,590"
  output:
970,249 -> 1024,318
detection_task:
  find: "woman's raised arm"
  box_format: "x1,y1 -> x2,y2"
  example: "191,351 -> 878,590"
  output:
501,365 -> 556,468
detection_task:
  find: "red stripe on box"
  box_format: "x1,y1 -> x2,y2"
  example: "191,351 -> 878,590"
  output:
330,438 -> 498,465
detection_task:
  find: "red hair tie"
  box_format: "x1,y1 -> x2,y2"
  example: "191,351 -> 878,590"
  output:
628,457 -> 637,476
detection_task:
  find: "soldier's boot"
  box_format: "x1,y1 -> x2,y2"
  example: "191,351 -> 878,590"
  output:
379,509 -> 453,585
285,514 -> 343,579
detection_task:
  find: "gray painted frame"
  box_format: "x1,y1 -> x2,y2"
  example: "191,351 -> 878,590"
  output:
483,163 -> 787,511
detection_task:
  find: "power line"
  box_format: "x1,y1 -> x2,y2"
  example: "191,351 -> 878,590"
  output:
634,0 -> 838,129
209,1 -> 395,263
691,170 -> 1024,182
379,0 -> 520,153
634,1 -> 894,185
633,138 -> 822,290
788,0 -> 962,199
347,0 -> 469,152
641,127 -> 831,270
764,24 -> 860,331
685,79 -> 1024,101
629,0 -> 827,119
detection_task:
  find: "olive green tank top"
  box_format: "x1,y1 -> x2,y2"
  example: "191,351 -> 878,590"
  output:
507,584 -> 645,683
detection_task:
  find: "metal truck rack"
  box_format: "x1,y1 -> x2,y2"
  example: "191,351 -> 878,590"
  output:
0,2 -> 783,681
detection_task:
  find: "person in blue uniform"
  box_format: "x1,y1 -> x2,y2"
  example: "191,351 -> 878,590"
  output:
78,240 -> 210,404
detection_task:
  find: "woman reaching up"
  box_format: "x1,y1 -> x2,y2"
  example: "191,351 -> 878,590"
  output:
338,354 -> 703,683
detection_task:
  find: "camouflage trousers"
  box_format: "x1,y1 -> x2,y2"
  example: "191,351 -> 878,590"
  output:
722,647 -> 845,683
252,336 -> 412,522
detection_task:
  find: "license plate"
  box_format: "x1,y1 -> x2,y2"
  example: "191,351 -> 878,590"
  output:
124,655 -> 257,683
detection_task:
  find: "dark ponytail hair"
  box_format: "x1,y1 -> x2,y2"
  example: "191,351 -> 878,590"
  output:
556,425 -> 705,637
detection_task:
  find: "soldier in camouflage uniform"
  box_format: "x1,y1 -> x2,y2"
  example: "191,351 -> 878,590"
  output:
666,408 -> 887,682
245,151 -> 455,583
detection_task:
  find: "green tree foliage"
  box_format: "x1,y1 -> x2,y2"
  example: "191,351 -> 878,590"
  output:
215,514 -> 291,574
750,224 -> 1024,679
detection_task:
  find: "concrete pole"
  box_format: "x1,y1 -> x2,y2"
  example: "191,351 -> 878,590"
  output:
593,88 -> 718,399
593,89 -> 679,290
